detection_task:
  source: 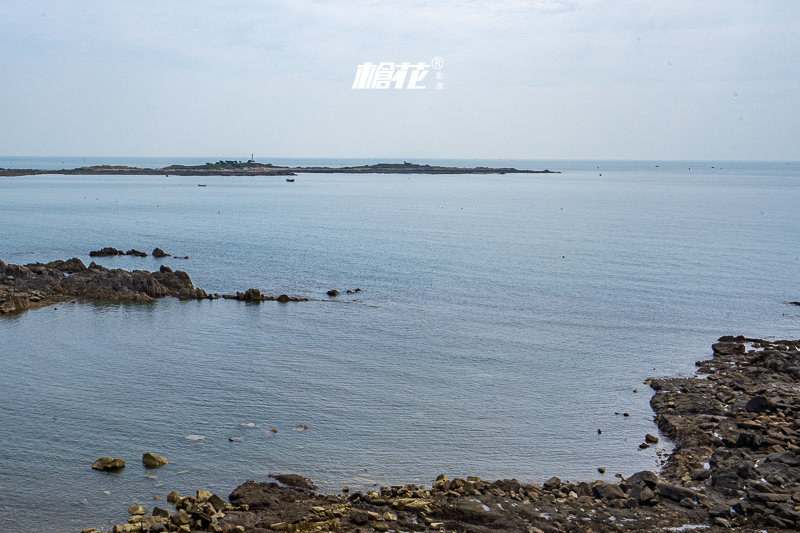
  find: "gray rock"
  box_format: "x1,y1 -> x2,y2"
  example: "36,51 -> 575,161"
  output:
593,483 -> 625,500
542,476 -> 561,491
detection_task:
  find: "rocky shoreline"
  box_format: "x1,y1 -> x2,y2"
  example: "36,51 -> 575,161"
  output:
73,337 -> 800,533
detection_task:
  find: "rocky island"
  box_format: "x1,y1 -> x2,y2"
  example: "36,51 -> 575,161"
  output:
0,160 -> 558,177
73,336 -> 800,533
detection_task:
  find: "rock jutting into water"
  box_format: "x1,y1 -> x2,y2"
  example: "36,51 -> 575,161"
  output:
0,258 -> 311,314
79,337 -> 800,532
221,288 -> 308,302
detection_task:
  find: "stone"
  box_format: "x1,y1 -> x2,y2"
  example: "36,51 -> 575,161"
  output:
597,467 -> 606,474
270,473 -> 317,490
152,507 -> 170,518
657,483 -> 696,502
152,248 -> 170,258
127,504 -> 146,516
208,494 -> 228,512
90,247 -> 124,257
645,434 -> 659,444
542,476 -> 561,491
327,289 -> 339,297
142,453 -> 168,468
713,517 -> 731,528
627,471 -> 659,489
197,489 -> 212,501
708,504 -> 730,517
712,342 -> 746,355
92,457 -> 126,471
766,451 -> 800,467
745,395 -> 772,413
593,483 -> 625,500
277,294 -> 290,303
167,491 -> 180,504
691,468 -> 712,480
350,510 -> 369,524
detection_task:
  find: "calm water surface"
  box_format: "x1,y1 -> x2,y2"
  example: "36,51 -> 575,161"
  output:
1,159 -> 799,532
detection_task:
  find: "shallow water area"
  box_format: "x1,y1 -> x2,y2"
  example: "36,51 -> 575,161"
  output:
1,159 -> 799,532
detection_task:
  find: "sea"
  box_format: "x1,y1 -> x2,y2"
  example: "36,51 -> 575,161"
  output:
0,157 -> 798,532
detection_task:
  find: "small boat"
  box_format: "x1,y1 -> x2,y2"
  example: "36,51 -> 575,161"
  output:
286,178 -> 295,182
198,184 -> 207,187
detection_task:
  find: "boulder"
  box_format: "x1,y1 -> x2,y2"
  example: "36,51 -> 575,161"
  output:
657,483 -> 696,502
766,452 -> 800,467
152,248 -> 170,258
90,247 -> 124,257
127,504 -> 146,516
712,343 -> 746,355
626,471 -> 659,489
593,482 -> 625,500
327,289 -> 339,297
645,434 -> 659,444
270,473 -> 317,490
745,395 -> 772,413
142,453 -> 168,468
125,249 -> 148,257
92,457 -> 126,471
542,476 -> 561,491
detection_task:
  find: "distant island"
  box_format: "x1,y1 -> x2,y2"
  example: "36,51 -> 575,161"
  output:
0,160 -> 559,177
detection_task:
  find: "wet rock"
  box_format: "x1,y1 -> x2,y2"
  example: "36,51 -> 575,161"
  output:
645,434 -> 659,444
126,249 -> 148,257
90,247 -> 124,257
270,473 -> 317,490
327,289 -> 339,297
712,342 -> 746,355
92,457 -> 126,471
142,453 -> 168,468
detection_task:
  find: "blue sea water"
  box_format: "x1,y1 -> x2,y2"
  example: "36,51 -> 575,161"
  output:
0,159 -> 799,532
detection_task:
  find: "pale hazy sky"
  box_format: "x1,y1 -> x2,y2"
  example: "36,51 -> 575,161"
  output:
0,1 -> 797,160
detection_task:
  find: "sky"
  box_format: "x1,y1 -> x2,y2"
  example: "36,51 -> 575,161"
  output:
0,0 -> 798,160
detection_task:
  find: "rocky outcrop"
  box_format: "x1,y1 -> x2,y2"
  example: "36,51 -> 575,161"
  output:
222,289 -> 308,302
649,335 -> 800,529
90,247 -> 125,257
152,248 -> 170,258
0,258 -> 209,314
